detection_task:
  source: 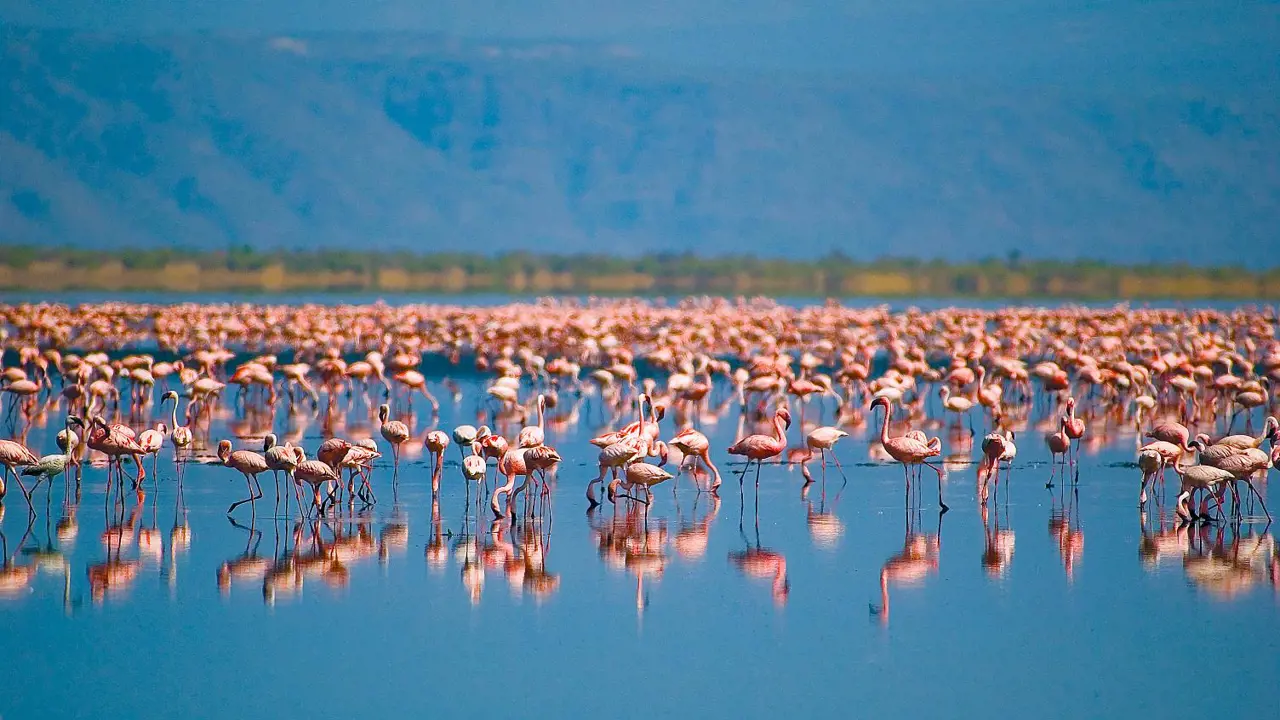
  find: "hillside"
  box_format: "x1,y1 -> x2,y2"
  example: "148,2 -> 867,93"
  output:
1,28 -> 1278,264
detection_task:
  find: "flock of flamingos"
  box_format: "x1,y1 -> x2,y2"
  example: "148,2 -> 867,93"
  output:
0,298 -> 1278,607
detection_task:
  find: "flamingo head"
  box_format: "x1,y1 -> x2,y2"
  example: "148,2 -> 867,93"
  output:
217,439 -> 232,461
161,390 -> 178,403
263,433 -> 278,452
67,415 -> 85,428
777,406 -> 792,430
1066,397 -> 1076,411
870,396 -> 890,413
377,403 -> 390,423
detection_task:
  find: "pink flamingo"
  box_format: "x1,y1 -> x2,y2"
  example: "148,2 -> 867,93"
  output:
1144,421 -> 1195,450
292,447 -> 341,515
669,426 -> 722,493
137,423 -> 167,483
1062,397 -> 1086,465
726,405 -> 791,500
424,430 -> 450,492
1045,417 -> 1071,486
86,416 -> 147,485
517,394 -> 547,448
492,447 -> 532,518
217,440 -> 269,517
377,403 -> 411,475
0,439 -> 39,501
870,396 -> 947,511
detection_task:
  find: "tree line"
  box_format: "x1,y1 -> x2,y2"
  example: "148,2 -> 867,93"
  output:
0,244 -> 1276,299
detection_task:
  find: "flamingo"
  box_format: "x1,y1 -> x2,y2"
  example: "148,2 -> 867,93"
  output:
1213,416 -> 1279,450
1045,417 -> 1071,487
517,393 -> 547,448
938,386 -> 975,434
1144,421 -> 1195,450
160,391 -> 192,465
137,423 -> 167,483
292,447 -> 341,514
18,415 -> 79,502
462,440 -> 487,490
1062,397 -> 1086,464
799,426 -> 849,488
263,433 -> 300,509
1136,448 -> 1165,507
870,396 -> 947,511
339,444 -> 382,504
726,405 -> 791,501
668,426 -> 722,493
1170,463 -> 1233,522
614,460 -> 673,510
393,369 -> 439,412
0,438 -> 39,501
492,447 -> 531,518
453,424 -> 479,463
217,440 -> 269,517
979,430 -> 1015,501
86,416 -> 147,485
377,403 -> 411,474
424,430 -> 450,492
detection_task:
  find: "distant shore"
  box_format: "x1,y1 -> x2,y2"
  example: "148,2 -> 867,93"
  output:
1,245 -> 1276,299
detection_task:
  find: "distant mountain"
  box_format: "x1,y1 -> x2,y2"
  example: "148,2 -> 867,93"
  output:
1,27 -> 1277,264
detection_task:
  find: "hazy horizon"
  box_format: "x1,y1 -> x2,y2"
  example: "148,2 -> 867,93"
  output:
1,2 -> 1277,264
7,1 -> 1278,80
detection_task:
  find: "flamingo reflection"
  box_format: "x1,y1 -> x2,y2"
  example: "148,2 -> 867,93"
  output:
872,508 -> 943,624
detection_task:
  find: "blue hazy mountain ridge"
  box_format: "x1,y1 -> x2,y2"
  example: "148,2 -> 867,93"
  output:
0,25 -> 1277,264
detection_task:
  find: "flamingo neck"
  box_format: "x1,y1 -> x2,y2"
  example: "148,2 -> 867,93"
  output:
169,400 -> 180,431
63,417 -> 74,462
637,395 -> 646,439
878,402 -> 892,445
537,397 -> 545,431
773,413 -> 787,444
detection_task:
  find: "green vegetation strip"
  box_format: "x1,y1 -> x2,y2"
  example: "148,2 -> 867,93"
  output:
0,245 -> 1276,299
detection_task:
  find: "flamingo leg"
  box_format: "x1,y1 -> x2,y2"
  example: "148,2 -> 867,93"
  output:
754,457 -> 762,507
1243,479 -> 1271,521
923,461 -> 948,512
227,472 -> 261,515
829,452 -> 849,487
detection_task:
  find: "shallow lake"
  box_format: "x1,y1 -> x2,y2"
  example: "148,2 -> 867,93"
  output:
2,363 -> 1278,719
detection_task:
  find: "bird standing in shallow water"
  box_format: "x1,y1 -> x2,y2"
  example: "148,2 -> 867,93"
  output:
20,415 -> 81,509
1062,397 -> 1086,466
800,426 -> 849,489
218,440 -> 269,517
1045,417 -> 1071,487
727,405 -> 791,504
378,403 -> 411,476
668,427 -> 722,494
424,430 -> 450,493
871,396 -> 946,512
0,438 -> 40,502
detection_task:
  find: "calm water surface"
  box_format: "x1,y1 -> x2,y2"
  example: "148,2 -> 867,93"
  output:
3,377 -> 1278,719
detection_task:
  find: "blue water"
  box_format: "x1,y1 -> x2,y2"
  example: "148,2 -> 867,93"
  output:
2,377 -> 1278,719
